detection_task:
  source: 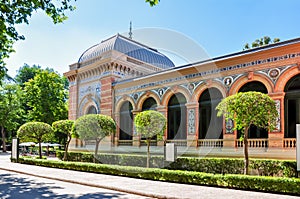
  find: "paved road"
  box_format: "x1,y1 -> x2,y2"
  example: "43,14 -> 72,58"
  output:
0,153 -> 299,199
0,169 -> 151,199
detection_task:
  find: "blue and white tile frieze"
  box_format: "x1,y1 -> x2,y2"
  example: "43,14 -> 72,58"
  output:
114,52 -> 300,94
78,82 -> 101,103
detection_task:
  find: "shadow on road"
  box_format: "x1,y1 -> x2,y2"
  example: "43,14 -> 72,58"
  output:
0,173 -> 128,199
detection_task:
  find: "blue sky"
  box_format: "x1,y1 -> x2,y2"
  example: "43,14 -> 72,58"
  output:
5,0 -> 300,77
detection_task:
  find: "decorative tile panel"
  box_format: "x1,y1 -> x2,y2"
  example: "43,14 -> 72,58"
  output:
188,109 -> 196,134
274,100 -> 281,132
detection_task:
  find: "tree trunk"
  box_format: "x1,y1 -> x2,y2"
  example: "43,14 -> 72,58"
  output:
63,135 -> 71,161
38,142 -> 42,159
94,139 -> 101,163
1,127 -> 6,152
243,126 -> 249,175
147,138 -> 151,168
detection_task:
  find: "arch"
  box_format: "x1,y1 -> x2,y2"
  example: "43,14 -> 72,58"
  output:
142,97 -> 158,111
78,95 -> 100,117
275,66 -> 300,92
192,81 -> 226,102
236,81 -> 268,139
161,86 -> 190,107
86,105 -> 97,114
198,87 -> 223,139
229,73 -> 273,95
284,74 -> 300,138
119,101 -> 133,141
136,91 -> 160,110
239,81 -> 268,93
115,95 -> 136,113
167,93 -> 187,140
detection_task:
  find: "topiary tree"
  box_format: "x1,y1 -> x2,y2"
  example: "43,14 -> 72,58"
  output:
17,122 -> 53,159
73,114 -> 116,163
216,91 -> 278,175
134,110 -> 166,168
52,120 -> 74,161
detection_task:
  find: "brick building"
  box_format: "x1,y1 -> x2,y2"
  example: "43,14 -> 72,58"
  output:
64,34 -> 300,159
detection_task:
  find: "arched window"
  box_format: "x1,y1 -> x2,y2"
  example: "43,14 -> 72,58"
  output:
142,97 -> 157,111
198,88 -> 223,139
284,74 -> 300,138
119,101 -> 133,140
141,97 -> 158,143
86,105 -> 97,114
238,81 -> 268,139
167,93 -> 187,140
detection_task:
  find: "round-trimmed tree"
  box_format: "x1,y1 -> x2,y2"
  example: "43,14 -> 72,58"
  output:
73,114 -> 116,162
134,110 -> 166,168
17,122 -> 53,159
52,119 -> 74,161
216,91 -> 278,175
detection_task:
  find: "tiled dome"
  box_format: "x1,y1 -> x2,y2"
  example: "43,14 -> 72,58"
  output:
78,34 -> 175,69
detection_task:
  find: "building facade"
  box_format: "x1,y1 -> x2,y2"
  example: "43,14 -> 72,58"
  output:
64,34 -> 300,159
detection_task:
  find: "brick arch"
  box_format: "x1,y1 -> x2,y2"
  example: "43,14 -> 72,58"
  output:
192,81 -> 227,102
161,86 -> 191,107
78,95 -> 100,117
229,73 -> 274,95
136,91 -> 160,111
275,66 -> 300,92
115,96 -> 136,113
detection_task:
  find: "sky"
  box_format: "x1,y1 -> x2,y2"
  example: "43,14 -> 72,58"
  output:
5,0 -> 300,77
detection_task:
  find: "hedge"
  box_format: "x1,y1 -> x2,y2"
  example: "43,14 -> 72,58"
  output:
56,151 -> 298,177
17,157 -> 300,196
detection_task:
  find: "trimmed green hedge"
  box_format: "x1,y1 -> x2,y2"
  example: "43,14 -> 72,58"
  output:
17,157 -> 300,196
56,151 -> 297,177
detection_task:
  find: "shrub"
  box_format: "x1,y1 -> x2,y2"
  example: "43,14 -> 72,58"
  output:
56,151 -> 298,177
18,157 -> 300,195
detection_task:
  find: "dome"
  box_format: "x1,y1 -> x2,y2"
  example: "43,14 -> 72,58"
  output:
78,34 -> 175,69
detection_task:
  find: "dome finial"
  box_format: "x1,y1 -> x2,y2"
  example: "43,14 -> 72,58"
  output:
129,21 -> 133,39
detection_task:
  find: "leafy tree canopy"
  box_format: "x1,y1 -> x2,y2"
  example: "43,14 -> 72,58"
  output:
0,0 -> 76,80
0,83 -> 23,151
134,110 -> 166,168
52,119 -> 74,144
216,91 -> 278,175
145,0 -> 160,6
17,121 -> 53,158
24,70 -> 68,124
17,122 -> 53,143
134,110 -> 166,140
243,36 -> 280,50
216,91 -> 278,132
74,114 -> 116,162
15,64 -> 52,86
52,119 -> 74,160
74,114 -> 116,142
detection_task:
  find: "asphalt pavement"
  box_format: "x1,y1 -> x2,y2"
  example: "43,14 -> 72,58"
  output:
0,152 -> 298,199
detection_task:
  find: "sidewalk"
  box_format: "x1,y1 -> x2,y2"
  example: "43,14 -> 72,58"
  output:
0,153 -> 298,199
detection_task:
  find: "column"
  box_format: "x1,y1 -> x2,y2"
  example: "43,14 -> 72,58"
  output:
185,102 -> 198,147
268,92 -> 285,148
156,105 -> 167,146
132,110 -> 141,147
113,112 -> 120,146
